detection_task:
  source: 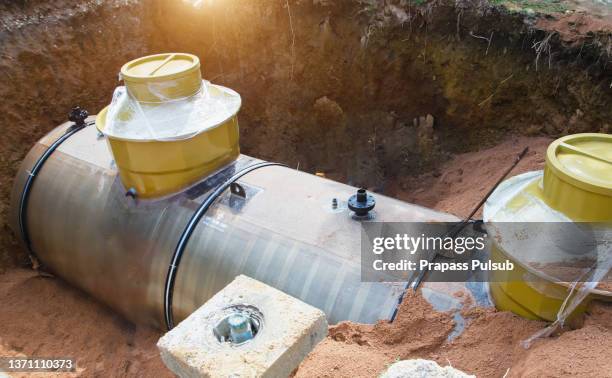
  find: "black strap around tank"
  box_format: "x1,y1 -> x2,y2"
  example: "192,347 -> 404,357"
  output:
18,107 -> 92,258
163,161 -> 287,330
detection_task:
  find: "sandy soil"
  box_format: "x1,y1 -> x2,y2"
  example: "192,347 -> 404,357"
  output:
295,294 -> 612,378
387,135 -> 553,219
0,269 -> 171,377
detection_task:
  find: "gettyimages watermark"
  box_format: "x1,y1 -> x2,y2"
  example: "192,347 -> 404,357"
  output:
361,222 -> 612,283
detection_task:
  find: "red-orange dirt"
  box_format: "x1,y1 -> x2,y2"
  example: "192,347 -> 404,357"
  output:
296,282 -> 612,378
0,269 -> 171,377
387,135 -> 553,219
295,298 -> 612,378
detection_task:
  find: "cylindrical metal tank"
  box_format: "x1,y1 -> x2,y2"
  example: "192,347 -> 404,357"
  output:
10,118 -> 456,330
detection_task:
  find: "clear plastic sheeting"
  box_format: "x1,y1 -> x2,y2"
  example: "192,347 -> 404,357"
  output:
104,80 -> 241,141
522,257 -> 612,348
420,281 -> 493,342
485,172 -> 611,285
484,171 -> 612,347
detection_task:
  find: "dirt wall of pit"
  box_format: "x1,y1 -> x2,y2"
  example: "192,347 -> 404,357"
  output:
0,0 -> 157,269
1,0 -> 611,269
152,0 -> 611,184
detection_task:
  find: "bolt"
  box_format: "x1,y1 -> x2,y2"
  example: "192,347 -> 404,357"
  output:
125,188 -> 137,199
228,313 -> 253,344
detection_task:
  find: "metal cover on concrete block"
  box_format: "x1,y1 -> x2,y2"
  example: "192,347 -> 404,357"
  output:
157,275 -> 328,378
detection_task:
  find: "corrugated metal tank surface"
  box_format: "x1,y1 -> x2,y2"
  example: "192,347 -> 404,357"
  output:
10,119 -> 457,329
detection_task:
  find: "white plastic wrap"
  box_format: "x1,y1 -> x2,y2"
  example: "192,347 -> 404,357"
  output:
104,80 -> 241,141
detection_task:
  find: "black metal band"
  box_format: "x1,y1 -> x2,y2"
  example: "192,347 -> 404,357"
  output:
18,121 -> 93,257
163,161 -> 287,330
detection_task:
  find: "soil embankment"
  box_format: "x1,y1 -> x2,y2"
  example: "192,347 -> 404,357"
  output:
295,292 -> 612,378
153,0 -> 611,186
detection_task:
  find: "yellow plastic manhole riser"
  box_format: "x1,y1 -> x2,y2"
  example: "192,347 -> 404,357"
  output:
489,133 -> 612,321
96,53 -> 240,198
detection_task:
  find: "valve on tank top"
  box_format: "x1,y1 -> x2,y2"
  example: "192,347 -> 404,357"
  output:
348,188 -> 375,219
68,106 -> 89,127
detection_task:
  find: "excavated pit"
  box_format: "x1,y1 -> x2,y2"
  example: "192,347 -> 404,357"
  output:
0,0 -> 611,376
1,0 -> 611,267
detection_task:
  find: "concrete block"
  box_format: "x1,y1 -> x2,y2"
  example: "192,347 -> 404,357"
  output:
157,275 -> 328,378
381,359 -> 474,378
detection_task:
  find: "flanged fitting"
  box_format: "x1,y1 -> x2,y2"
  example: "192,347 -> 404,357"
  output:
68,106 -> 89,127
348,188 -> 375,217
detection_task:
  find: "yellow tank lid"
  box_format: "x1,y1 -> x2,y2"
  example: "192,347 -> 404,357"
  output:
546,133 -> 612,196
96,53 -> 241,198
120,53 -> 202,102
